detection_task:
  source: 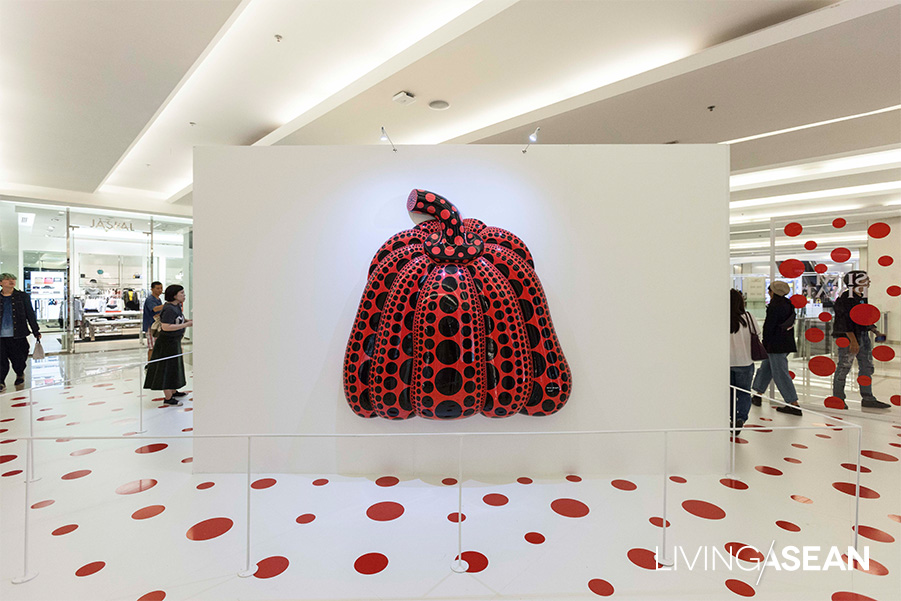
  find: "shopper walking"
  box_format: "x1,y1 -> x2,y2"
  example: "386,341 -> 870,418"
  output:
144,285 -> 192,406
729,289 -> 758,433
751,281 -> 802,415
0,273 -> 41,393
831,270 -> 890,409
142,281 -> 164,361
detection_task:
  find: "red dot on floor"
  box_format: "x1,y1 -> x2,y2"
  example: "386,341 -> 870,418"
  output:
75,561 -> 105,577
725,578 -> 756,597
525,532 -> 545,544
483,493 -> 509,506
840,463 -> 871,473
832,482 -> 880,499
1,470 -> 22,477
725,542 -> 765,563
888,514 -> 901,524
862,450 -> 898,462
842,555 -> 889,576
132,505 -> 165,520
551,498 -> 590,518
251,478 -> 277,490
31,499 -> 54,509
366,501 -> 404,521
669,476 -> 687,483
375,476 -> 399,487
611,479 -> 637,491
853,525 -> 895,543
817,434 -> 832,439
627,548 -> 662,570
354,552 -> 389,575
36,414 -> 66,422
441,477 -> 457,486
52,524 -> 78,536
447,512 -> 466,523
181,457 -> 193,464
312,478 -> 328,486
135,443 -> 168,454
62,469 -> 91,480
776,520 -> 800,532
791,494 -> 813,504
588,578 -> 615,596
720,478 -> 749,490
137,591 -> 167,601
824,396 -> 846,409
0,454 -> 18,464
196,482 -> 215,490
566,474 -> 582,482
456,551 -> 488,573
682,499 -> 726,520
182,427 -> 193,432
254,555 -> 289,579
649,516 -> 671,528
831,592 -> 878,601
116,479 -> 157,494
186,517 -> 234,541
784,457 -> 802,464
296,513 -> 315,524
517,477 -> 533,484
755,465 -> 783,476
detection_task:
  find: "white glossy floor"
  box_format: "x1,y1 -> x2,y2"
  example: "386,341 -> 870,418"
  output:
0,349 -> 899,601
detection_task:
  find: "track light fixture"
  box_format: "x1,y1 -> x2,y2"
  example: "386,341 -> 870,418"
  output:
380,126 -> 397,153
522,126 -> 540,154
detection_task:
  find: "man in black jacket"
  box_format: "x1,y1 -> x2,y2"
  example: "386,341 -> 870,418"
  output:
751,281 -> 802,415
0,273 -> 41,393
832,271 -> 890,409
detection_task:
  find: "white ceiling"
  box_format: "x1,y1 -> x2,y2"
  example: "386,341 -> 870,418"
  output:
1,0 -> 899,224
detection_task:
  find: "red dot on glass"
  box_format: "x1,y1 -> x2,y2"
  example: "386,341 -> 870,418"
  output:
447,512 -> 466,523
805,328 -> 824,343
835,337 -> 850,348
75,561 -> 105,577
551,498 -> 590,518
808,356 -> 836,376
137,591 -> 166,601
296,513 -> 315,524
789,370 -> 797,379
784,222 -> 802,237
779,259 -> 805,278
850,304 -> 880,326
52,524 -> 78,536
516,477 -> 533,485
524,532 -> 545,544
868,222 -> 891,238
725,578 -> 755,597
682,499 -> 726,520
354,552 -> 389,575
611,479 -> 637,491
312,478 -> 328,486
831,247 -> 852,263
366,501 -> 404,521
375,476 -> 399,487
196,482 -> 215,490
116,479 -> 157,494
832,482 -> 879,499
804,241 -> 817,250
627,548 -> 662,570
776,520 -> 800,532
483,493 -> 509,506
251,478 -> 277,490
857,375 -> 872,386
887,285 -> 901,297
891,395 -> 900,406
824,396 -> 846,409
132,505 -> 165,520
814,263 -> 828,274
878,255 -> 894,267
186,517 -> 234,541
588,578 -> 615,596
833,218 -> 847,228
790,294 -> 807,309
649,516 -> 671,527
872,345 -> 895,362
254,556 -> 289,579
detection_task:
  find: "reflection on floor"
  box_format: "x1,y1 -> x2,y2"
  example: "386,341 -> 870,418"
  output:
0,355 -> 899,601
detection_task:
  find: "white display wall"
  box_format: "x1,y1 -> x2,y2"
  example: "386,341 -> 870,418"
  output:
193,145 -> 730,477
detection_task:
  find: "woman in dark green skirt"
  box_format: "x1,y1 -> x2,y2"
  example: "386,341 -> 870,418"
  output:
144,285 -> 193,406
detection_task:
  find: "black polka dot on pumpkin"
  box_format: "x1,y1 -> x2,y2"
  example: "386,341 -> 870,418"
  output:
485,338 -> 498,360
547,366 -> 560,379
435,340 -> 461,365
531,352 -> 546,378
439,296 -> 458,313
463,381 -> 476,393
501,376 -> 516,390
435,401 -> 462,419
486,364 -> 499,389
399,359 -> 412,384
435,368 -> 464,395
438,316 -> 459,337
382,392 -> 397,406
526,324 -> 541,348
359,361 -> 371,386
441,277 -> 458,292
398,389 -> 411,411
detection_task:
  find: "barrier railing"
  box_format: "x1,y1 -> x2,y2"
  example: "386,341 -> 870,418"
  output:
5,400 -> 863,585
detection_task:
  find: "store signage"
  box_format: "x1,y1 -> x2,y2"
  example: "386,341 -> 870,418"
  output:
90,218 -> 135,232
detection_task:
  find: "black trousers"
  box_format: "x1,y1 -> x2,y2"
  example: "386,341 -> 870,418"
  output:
0,337 -> 30,384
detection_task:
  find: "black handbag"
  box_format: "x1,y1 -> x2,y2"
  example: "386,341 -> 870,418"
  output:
747,312 -> 767,361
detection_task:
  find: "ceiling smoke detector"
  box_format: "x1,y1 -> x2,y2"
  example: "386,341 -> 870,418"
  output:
392,91 -> 416,106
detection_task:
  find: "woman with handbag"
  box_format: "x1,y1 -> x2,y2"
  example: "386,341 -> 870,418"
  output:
751,281 -> 802,416
729,289 -> 759,433
144,285 -> 193,406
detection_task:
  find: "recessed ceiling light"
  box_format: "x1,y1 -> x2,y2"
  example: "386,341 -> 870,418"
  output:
429,100 -> 450,110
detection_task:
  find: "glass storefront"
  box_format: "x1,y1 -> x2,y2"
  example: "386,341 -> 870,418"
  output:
0,199 -> 192,354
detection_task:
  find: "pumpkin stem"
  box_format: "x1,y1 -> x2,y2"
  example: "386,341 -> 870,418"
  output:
406,189 -> 484,262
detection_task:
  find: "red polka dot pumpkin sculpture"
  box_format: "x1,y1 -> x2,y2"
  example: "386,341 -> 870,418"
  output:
343,189 -> 572,420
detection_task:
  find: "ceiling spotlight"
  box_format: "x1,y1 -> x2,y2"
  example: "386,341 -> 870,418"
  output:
274,34 -> 283,42
189,121 -> 196,127
522,126 -> 540,154
429,100 -> 450,110
380,127 -> 397,153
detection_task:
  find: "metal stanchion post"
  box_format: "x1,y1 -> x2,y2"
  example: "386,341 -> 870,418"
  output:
451,435 -> 468,573
136,365 -> 146,434
238,436 -> 254,577
12,440 -> 38,584
26,389 -> 39,483
657,431 -> 673,567
853,428 -> 861,552
730,387 -> 736,476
